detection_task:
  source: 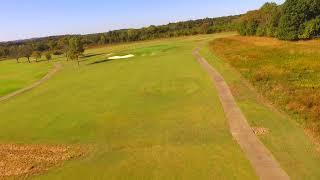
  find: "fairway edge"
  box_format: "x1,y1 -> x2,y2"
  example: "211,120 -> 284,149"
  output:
0,63 -> 62,103
193,48 -> 290,180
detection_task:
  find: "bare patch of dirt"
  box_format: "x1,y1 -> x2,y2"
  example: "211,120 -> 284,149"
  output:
0,144 -> 86,179
252,127 -> 269,136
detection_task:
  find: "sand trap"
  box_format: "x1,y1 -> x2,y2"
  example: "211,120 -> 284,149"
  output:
108,54 -> 135,60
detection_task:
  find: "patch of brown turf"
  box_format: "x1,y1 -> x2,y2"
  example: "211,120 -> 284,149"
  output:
252,127 -> 269,136
0,144 -> 85,179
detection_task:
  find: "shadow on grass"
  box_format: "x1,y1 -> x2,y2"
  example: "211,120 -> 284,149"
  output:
87,58 -> 115,65
78,53 -> 107,63
35,59 -> 53,63
81,53 -> 106,59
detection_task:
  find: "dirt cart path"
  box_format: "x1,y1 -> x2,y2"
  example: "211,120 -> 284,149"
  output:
193,48 -> 289,180
0,63 -> 62,103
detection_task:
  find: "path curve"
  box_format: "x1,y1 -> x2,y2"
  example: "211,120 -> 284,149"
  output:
0,63 -> 62,103
193,48 -> 290,180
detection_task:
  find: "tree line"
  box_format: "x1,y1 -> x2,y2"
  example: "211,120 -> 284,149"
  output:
237,0 -> 320,40
0,15 -> 237,62
1,0 -> 319,62
83,16 -> 237,45
0,36 -> 85,64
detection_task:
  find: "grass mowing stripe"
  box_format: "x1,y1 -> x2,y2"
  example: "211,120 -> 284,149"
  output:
0,34 -> 257,179
0,59 -> 52,97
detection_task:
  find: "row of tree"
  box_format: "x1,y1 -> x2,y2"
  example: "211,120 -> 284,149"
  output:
82,16 -> 237,45
2,44 -> 53,63
1,0 -> 319,62
0,36 -> 84,64
0,15 -> 238,61
237,0 -> 320,40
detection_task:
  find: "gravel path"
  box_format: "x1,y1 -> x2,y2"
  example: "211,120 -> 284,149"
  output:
193,48 -> 290,180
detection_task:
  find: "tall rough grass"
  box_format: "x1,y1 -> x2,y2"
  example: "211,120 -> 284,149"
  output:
211,36 -> 320,138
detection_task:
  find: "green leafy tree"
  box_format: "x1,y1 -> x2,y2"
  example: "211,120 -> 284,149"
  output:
68,37 -> 85,65
0,15 -> 239,56
32,51 -> 42,62
9,46 -> 21,63
0,47 -> 5,58
277,0 -> 320,40
33,42 -> 49,52
199,22 -> 210,34
237,3 -> 280,37
236,0 -> 320,41
21,45 -> 33,63
55,37 -> 70,56
237,10 -> 260,36
299,17 -> 320,39
99,35 -> 106,45
45,52 -> 52,61
259,3 -> 281,37
0,47 -> 9,58
48,40 -> 58,51
127,29 -> 137,41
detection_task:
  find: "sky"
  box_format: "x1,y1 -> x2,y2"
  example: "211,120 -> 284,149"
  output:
0,0 -> 285,42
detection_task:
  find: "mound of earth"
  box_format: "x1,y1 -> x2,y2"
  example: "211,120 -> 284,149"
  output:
0,144 -> 85,178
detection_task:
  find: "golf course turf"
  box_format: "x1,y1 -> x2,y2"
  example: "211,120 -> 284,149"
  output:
1,33 -> 320,179
0,59 -> 52,97
0,34 -> 257,179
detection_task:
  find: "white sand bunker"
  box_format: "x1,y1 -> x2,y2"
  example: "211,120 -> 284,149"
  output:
108,54 -> 135,60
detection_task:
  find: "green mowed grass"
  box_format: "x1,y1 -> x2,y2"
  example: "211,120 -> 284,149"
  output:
0,34 -> 257,179
200,37 -> 320,180
0,59 -> 52,97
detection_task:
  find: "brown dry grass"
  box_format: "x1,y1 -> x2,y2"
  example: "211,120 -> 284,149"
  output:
0,144 -> 86,179
252,127 -> 269,136
211,35 -> 320,139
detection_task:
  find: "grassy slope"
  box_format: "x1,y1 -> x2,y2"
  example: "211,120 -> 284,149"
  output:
0,34 -> 257,179
200,36 -> 320,180
0,59 -> 52,97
